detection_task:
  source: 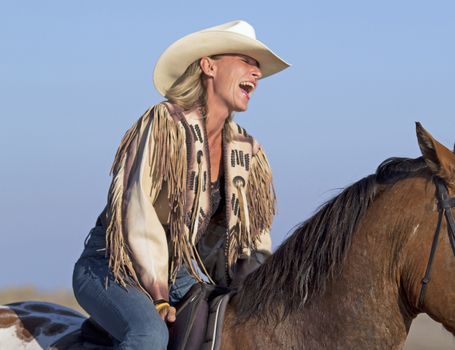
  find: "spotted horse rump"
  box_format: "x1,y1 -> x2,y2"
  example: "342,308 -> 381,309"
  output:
0,301 -> 85,349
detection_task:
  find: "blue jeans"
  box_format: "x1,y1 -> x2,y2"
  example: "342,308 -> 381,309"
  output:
72,226 -> 196,350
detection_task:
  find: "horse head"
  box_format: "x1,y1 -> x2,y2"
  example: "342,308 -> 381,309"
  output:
404,123 -> 455,334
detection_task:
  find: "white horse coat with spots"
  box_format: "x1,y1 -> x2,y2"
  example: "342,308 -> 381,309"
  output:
0,301 -> 85,349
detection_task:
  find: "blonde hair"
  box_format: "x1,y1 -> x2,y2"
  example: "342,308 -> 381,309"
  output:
165,59 -> 206,111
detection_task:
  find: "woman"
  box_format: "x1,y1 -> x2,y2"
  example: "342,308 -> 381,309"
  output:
73,20 -> 289,349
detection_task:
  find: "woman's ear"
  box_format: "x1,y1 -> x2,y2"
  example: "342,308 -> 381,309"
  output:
200,56 -> 216,77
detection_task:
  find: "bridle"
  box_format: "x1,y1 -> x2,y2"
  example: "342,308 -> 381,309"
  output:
418,176 -> 455,308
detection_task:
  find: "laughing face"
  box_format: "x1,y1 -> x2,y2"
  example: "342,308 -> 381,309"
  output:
203,54 -> 262,113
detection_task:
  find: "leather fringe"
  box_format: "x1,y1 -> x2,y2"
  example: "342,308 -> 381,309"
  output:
246,147 -> 276,246
105,107 -> 153,290
105,104 -> 192,288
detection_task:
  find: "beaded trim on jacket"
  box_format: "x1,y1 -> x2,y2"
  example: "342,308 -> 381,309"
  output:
105,102 -> 275,289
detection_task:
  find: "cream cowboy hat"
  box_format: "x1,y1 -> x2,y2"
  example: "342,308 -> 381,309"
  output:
153,20 -> 290,96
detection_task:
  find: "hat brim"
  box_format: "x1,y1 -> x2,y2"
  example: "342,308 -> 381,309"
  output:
153,30 -> 290,96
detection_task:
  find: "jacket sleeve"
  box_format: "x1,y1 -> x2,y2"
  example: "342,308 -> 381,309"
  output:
122,117 -> 170,300
106,104 -> 184,301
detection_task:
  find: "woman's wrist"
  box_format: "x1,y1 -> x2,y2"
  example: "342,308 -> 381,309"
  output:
153,298 -> 170,312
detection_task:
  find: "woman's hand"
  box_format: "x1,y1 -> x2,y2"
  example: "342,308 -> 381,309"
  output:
156,303 -> 176,323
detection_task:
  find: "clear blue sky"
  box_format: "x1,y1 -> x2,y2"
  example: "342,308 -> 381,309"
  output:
1,0 -> 454,290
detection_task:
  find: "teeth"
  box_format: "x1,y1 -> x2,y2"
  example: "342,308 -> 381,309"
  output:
240,82 -> 255,89
239,81 -> 255,93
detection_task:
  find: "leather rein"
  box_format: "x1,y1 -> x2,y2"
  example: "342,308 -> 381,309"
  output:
418,176 -> 455,308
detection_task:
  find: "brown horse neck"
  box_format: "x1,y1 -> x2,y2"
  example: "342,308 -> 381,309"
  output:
223,256 -> 411,349
222,181 -> 429,349
223,278 -> 411,349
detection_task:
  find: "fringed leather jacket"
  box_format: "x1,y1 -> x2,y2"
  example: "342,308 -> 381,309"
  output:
103,102 -> 275,298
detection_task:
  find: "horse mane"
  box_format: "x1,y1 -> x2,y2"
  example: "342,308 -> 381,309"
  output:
236,156 -> 428,321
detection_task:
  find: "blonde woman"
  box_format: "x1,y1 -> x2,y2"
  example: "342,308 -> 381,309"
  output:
72,20 -> 289,349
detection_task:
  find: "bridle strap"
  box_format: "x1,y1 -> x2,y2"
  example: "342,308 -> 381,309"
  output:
437,180 -> 455,255
446,211 -> 455,246
418,177 -> 455,309
439,197 -> 455,209
442,201 -> 455,254
417,205 -> 444,308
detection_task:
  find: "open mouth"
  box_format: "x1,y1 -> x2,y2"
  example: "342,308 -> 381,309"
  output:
239,81 -> 255,98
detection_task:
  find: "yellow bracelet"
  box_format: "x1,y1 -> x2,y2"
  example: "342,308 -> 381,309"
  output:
155,302 -> 170,312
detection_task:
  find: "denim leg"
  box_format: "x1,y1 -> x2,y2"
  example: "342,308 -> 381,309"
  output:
73,256 -> 168,350
169,266 -> 197,305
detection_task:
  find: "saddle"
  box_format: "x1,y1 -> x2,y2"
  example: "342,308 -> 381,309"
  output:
168,283 -> 232,350
50,283 -> 232,350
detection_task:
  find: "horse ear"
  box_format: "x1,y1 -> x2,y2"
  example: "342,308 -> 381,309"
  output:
416,122 -> 455,183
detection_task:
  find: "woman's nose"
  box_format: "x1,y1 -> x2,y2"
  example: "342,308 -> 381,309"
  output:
252,67 -> 263,79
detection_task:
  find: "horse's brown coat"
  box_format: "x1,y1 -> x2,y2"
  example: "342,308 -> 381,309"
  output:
0,310 -> 19,328
221,124 -> 455,349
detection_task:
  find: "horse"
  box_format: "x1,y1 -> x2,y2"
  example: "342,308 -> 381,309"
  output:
1,122 -> 454,349
0,301 -> 84,349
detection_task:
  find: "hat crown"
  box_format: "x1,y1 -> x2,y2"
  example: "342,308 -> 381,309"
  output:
201,20 -> 257,40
